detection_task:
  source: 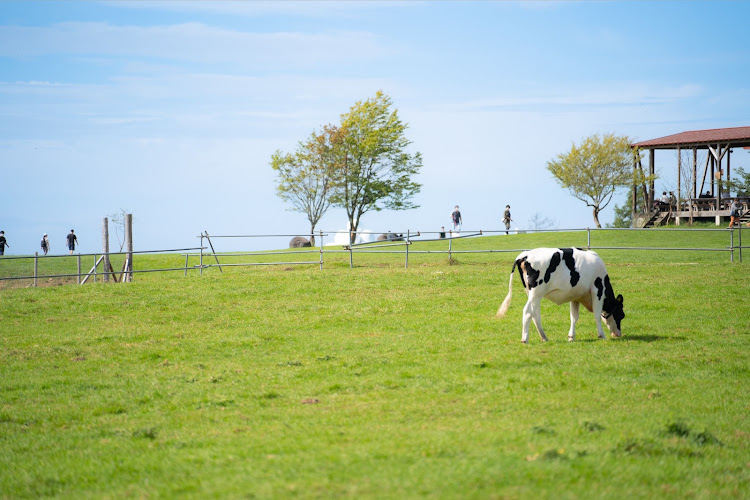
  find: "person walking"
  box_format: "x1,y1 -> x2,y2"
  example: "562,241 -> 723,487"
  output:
0,231 -> 8,255
66,229 -> 78,254
41,233 -> 50,255
450,205 -> 462,234
728,198 -> 742,228
503,205 -> 512,235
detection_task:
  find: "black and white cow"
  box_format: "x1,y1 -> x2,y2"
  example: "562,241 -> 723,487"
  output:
496,247 -> 624,343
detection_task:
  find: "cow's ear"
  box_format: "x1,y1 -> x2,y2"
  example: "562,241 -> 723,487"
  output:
617,294 -> 623,303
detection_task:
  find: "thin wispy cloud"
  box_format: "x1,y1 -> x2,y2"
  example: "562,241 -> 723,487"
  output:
0,22 -> 392,69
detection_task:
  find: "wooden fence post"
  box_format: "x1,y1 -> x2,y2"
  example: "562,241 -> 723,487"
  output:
125,213 -> 133,282
102,217 -> 110,282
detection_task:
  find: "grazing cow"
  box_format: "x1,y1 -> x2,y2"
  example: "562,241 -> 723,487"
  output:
496,247 -> 624,343
289,236 -> 312,248
377,232 -> 404,242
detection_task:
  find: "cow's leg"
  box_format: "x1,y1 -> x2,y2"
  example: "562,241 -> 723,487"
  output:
568,301 -> 580,342
522,295 -> 547,343
592,292 -> 606,339
521,298 -> 533,343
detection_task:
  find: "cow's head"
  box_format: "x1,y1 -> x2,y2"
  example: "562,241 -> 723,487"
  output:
602,294 -> 624,337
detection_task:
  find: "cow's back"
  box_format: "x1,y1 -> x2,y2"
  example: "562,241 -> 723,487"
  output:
518,248 -> 605,304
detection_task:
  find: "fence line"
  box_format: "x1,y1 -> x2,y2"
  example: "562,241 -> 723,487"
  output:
1,227 -> 745,287
0,247 -> 205,286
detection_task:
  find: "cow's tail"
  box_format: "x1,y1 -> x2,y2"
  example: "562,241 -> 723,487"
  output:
496,261 -> 517,318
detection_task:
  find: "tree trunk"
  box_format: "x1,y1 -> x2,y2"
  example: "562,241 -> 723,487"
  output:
592,207 -> 602,228
309,224 -> 316,247
349,214 -> 360,244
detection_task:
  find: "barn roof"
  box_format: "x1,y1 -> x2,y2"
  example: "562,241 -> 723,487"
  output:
633,125 -> 750,149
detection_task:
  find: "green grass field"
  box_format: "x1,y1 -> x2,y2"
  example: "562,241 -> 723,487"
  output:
1,230 -> 749,499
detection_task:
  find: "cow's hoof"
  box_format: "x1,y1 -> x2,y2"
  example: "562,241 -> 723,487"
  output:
568,337 -> 574,342
521,340 -> 528,344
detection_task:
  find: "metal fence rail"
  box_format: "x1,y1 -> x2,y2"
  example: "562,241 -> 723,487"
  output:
1,226 -> 744,288
0,247 -> 204,287
338,226 -> 745,266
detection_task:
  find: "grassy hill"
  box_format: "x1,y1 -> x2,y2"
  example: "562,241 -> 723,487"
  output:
1,230 -> 749,498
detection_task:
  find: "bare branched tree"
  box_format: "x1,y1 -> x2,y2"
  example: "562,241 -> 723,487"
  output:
108,209 -> 132,251
527,212 -> 556,231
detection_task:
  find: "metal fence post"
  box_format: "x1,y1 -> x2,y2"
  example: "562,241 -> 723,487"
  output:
349,229 -> 354,268
587,227 -> 591,249
184,254 -> 189,276
77,254 -> 82,284
319,230 -> 324,270
739,223 -> 743,263
730,229 -> 734,262
200,233 -> 204,276
94,253 -> 97,282
405,230 -> 410,268
448,232 -> 452,261
34,252 -> 38,288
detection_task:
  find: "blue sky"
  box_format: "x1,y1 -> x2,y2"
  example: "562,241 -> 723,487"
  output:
1,1 -> 749,255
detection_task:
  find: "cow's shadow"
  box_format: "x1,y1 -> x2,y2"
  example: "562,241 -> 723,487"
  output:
620,334 -> 680,343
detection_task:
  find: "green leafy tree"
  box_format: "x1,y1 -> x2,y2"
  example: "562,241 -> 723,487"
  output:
607,201 -> 633,228
727,166 -> 750,196
271,125 -> 343,246
332,91 -> 422,243
546,133 -> 635,228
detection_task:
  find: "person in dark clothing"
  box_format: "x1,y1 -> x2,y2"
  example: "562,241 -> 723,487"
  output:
503,205 -> 512,235
41,233 -> 50,255
66,229 -> 78,255
450,205 -> 462,233
0,231 -> 8,255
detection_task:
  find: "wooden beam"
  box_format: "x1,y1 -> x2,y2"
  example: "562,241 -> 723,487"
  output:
698,152 -> 710,197
692,148 -> 697,198
677,147 -> 681,209
649,149 -> 655,211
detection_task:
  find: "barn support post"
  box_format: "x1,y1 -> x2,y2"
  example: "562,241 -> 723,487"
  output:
715,145 -> 722,211
693,147 -> 698,198
102,217 -> 110,282
708,152 -> 716,197
125,213 -> 133,282
727,147 -> 731,196
648,149 -> 655,212
676,147 -> 682,226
